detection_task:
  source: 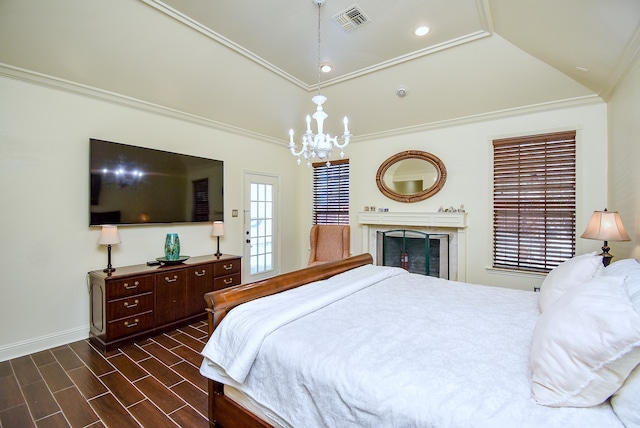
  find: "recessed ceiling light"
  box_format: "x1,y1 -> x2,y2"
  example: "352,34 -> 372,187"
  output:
320,64 -> 332,73
414,26 -> 430,37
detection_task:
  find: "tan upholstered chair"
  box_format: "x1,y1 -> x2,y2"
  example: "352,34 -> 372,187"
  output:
308,224 -> 351,266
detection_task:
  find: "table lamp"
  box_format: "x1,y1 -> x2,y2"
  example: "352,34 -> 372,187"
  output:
98,225 -> 121,273
211,221 -> 225,257
580,208 -> 630,266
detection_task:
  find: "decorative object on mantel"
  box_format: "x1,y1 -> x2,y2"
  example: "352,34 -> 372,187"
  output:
377,151 -> 447,202
164,233 -> 181,261
97,225 -> 121,274
439,205 -> 465,213
580,208 -> 630,266
211,221 -> 225,257
287,0 -> 352,167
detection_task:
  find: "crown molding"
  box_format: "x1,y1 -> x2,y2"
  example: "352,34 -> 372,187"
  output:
355,95 -> 604,141
0,63 -> 604,147
139,0 -> 308,89
141,0 -> 493,92
599,22 -> 640,101
0,63 -> 282,146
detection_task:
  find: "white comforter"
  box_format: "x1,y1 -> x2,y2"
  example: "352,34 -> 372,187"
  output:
201,265 -> 623,428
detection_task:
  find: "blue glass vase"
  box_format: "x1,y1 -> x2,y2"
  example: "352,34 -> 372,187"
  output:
164,233 -> 180,260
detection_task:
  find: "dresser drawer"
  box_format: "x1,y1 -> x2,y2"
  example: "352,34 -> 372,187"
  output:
107,275 -> 153,300
189,264 -> 214,280
106,311 -> 154,341
106,292 -> 154,321
214,259 -> 240,276
214,273 -> 241,290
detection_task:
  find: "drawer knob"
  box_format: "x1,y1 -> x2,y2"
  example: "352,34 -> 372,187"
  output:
164,275 -> 178,283
194,270 -> 206,277
124,281 -> 139,290
124,319 -> 139,328
224,278 -> 234,285
223,264 -> 233,271
124,300 -> 139,309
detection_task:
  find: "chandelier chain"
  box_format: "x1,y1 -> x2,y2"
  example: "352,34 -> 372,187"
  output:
316,1 -> 322,96
287,0 -> 351,167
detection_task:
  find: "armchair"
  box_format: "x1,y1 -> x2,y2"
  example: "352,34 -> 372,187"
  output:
308,224 -> 351,266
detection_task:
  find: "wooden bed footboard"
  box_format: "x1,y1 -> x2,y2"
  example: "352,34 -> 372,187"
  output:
203,253 -> 373,428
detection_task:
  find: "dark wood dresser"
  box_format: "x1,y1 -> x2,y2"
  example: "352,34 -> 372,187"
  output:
88,254 -> 241,351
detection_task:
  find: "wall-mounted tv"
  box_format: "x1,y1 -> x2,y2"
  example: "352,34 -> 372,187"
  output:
89,139 -> 223,226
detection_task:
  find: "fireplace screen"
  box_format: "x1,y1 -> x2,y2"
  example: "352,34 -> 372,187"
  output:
377,230 -> 449,279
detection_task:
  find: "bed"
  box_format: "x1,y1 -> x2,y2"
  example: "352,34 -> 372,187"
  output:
200,253 -> 640,428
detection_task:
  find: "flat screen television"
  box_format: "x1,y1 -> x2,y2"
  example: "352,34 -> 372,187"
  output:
89,139 -> 223,226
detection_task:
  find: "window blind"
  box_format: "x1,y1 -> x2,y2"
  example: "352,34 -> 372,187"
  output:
312,159 -> 350,225
493,131 -> 576,272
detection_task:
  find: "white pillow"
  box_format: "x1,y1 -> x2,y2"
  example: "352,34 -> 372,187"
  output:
611,364 -> 640,428
603,258 -> 640,278
530,275 -> 640,407
605,259 -> 640,424
538,252 -> 604,312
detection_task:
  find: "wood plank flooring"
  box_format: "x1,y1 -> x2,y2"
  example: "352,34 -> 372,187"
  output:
0,321 -> 211,427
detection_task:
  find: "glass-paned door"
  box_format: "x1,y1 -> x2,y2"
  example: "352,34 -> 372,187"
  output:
243,172 -> 279,281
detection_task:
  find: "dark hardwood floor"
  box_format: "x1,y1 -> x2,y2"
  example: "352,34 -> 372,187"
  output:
0,320 -> 211,427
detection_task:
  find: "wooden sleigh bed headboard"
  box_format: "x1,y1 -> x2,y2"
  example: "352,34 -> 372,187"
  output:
203,253 -> 373,428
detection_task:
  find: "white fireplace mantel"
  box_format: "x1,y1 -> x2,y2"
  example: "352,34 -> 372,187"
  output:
358,212 -> 468,281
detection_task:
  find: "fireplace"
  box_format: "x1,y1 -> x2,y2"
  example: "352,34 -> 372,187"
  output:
358,211 -> 467,281
377,230 -> 449,279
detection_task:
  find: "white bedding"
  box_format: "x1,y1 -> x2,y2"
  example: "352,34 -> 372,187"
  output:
201,265 -> 623,427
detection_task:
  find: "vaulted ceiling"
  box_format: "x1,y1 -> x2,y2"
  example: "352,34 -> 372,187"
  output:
1,0 -> 638,143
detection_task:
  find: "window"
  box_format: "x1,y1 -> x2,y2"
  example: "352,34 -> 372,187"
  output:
312,159 -> 350,225
493,131 -> 576,272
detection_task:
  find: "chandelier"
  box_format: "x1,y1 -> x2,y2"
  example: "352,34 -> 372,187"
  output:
288,0 -> 352,167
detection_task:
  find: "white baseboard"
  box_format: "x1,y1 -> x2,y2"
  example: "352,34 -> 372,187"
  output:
0,325 -> 89,362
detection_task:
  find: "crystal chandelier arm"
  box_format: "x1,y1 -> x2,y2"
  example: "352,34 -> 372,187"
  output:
330,117 -> 351,149
334,134 -> 351,149
288,129 -> 308,158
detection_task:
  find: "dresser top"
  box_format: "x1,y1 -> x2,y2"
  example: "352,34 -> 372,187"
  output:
89,254 -> 240,279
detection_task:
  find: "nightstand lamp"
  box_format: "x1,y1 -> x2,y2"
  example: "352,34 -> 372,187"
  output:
580,208 -> 630,266
98,225 -> 121,273
211,221 -> 225,257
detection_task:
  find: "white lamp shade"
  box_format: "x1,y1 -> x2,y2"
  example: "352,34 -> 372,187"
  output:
211,221 -> 225,237
580,210 -> 630,242
97,225 -> 121,245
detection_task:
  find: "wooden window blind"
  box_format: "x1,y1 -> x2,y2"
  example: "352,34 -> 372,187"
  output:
493,131 -> 576,272
312,159 -> 350,225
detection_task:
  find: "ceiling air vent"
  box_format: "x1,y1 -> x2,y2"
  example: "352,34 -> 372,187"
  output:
331,4 -> 370,32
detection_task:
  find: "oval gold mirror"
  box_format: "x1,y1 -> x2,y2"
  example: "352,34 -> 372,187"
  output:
376,150 -> 447,202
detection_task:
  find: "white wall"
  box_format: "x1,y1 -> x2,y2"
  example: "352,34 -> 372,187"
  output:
345,101 -> 609,291
0,74 -> 305,360
608,56 -> 640,260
